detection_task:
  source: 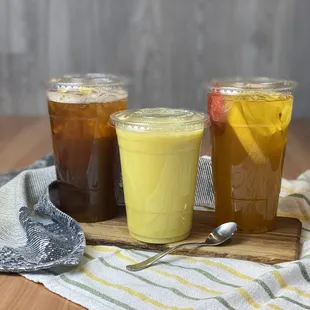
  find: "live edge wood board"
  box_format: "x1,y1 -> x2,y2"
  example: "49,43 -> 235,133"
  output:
80,208 -> 301,265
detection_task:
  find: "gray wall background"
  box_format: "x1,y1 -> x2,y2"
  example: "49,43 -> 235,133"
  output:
0,0 -> 309,118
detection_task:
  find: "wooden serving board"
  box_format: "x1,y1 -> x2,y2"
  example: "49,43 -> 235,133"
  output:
80,208 -> 301,264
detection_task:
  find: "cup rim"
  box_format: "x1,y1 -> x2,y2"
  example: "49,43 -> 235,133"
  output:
205,77 -> 297,92
47,73 -> 131,90
109,107 -> 210,132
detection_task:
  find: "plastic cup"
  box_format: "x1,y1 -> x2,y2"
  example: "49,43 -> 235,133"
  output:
207,77 -> 296,233
110,107 -> 207,244
47,73 -> 129,223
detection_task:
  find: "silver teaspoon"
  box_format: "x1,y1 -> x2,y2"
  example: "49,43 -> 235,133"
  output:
126,222 -> 238,272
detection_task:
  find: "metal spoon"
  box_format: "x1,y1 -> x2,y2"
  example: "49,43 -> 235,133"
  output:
126,222 -> 238,272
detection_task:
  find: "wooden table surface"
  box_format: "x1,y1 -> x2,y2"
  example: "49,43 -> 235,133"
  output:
0,116 -> 309,310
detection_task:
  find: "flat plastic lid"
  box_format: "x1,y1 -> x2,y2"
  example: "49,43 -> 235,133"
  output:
208,77 -> 296,93
47,73 -> 129,104
48,73 -> 129,89
110,107 -> 208,132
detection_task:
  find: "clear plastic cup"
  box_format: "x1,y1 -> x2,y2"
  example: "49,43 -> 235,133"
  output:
47,73 -> 129,223
207,77 -> 296,233
110,107 -> 207,244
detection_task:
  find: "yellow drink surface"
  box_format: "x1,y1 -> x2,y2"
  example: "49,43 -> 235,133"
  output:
117,128 -> 204,244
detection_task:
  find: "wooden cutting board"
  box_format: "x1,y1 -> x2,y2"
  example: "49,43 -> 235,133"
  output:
80,207 -> 301,264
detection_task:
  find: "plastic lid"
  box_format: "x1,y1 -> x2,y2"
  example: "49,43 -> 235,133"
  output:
47,73 -> 129,104
48,73 -> 129,89
110,107 -> 208,132
208,77 -> 296,93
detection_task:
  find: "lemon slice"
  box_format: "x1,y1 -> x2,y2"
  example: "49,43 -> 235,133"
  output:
228,102 -> 266,164
227,96 -> 293,164
56,88 -> 68,93
79,86 -> 95,95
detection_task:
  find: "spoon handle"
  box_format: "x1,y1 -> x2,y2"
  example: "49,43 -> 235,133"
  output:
126,242 -> 203,272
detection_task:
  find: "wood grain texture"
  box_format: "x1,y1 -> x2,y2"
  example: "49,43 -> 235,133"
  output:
81,208 -> 301,264
0,274 -> 84,310
0,116 -> 308,309
0,0 -> 309,117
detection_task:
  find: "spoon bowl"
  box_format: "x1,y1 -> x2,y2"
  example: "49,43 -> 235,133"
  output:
205,222 -> 238,245
126,222 -> 238,272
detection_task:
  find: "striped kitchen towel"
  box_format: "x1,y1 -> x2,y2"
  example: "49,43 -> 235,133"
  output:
3,155 -> 310,309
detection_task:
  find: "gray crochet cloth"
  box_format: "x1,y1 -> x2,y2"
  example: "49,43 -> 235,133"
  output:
0,154 -> 85,273
0,154 -> 214,273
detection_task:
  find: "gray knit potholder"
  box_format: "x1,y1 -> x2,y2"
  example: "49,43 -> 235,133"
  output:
0,154 -> 214,273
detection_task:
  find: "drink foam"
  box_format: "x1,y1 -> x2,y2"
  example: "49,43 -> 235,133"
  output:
47,87 -> 128,104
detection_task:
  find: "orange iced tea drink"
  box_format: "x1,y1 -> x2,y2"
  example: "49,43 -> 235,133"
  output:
47,74 -> 128,222
207,78 -> 295,233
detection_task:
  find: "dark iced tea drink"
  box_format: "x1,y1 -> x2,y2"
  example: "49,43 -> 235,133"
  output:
47,74 -> 128,222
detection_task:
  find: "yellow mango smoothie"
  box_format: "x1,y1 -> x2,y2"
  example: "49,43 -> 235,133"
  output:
208,78 -> 296,233
110,108 -> 206,244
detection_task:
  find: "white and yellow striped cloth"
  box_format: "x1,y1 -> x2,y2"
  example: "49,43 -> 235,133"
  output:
22,169 -> 310,310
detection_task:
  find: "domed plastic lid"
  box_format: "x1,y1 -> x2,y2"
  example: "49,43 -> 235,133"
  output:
110,107 -> 208,132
